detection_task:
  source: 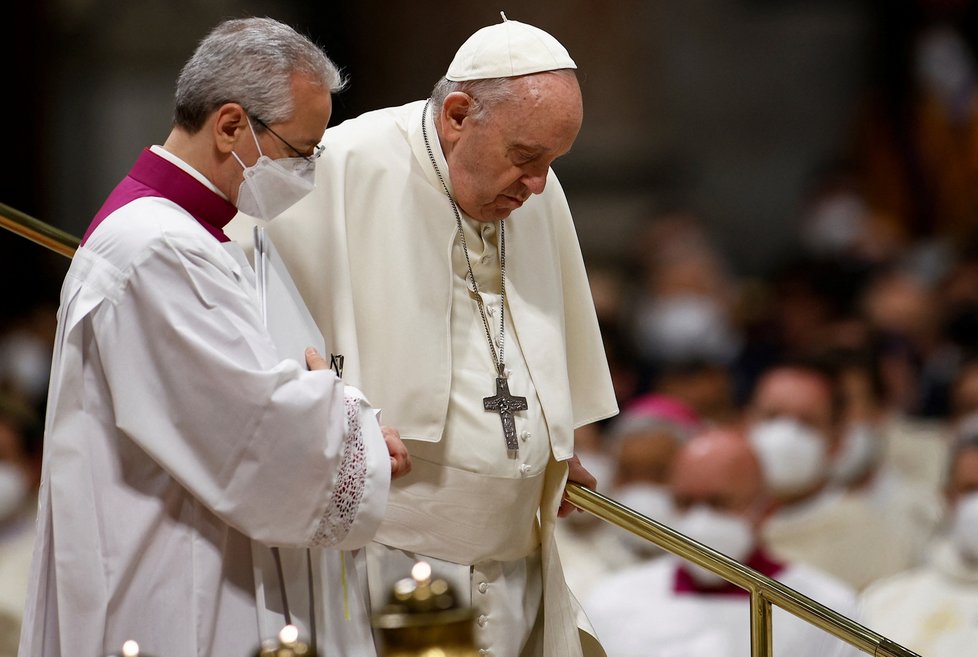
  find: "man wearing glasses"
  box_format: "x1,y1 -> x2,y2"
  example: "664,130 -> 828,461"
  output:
19,17 -> 409,657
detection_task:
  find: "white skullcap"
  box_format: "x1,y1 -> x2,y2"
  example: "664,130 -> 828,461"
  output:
446,12 -> 577,82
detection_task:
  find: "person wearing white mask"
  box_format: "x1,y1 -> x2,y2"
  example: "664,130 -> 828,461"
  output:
828,347 -> 944,562
557,395 -> 698,599
607,394 -> 701,557
585,427 -> 860,657
860,430 -> 978,657
748,363 -> 917,590
19,18 -> 411,657
553,424 -> 635,602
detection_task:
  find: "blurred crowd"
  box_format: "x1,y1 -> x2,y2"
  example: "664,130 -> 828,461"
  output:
564,7 -> 978,656
0,2 -> 976,657
569,201 -> 978,655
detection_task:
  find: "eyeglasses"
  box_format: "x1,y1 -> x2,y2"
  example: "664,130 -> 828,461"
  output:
252,116 -> 324,162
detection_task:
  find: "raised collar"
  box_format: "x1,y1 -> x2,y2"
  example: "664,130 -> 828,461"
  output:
82,148 -> 237,245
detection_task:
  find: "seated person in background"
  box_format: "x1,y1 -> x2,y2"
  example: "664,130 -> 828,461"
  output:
585,427 -> 860,657
748,362 -> 917,589
828,347 -> 944,561
860,421 -> 978,657
607,394 -> 701,558
558,395 -> 699,599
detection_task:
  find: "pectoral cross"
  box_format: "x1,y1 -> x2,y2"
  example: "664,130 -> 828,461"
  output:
483,374 -> 528,456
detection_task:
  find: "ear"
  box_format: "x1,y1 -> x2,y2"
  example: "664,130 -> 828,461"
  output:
212,103 -> 249,155
438,92 -> 476,144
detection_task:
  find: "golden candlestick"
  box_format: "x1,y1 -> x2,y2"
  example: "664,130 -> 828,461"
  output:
372,562 -> 479,657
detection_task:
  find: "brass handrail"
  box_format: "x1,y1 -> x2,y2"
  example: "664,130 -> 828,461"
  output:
0,202 -> 79,259
565,483 -> 921,657
0,204 -> 924,657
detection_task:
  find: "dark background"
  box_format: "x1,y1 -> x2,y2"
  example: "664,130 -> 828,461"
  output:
0,0 -> 973,318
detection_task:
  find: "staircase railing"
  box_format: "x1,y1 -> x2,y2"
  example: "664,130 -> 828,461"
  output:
565,483 -> 920,657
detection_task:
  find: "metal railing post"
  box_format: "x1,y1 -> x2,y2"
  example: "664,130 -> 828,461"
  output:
749,590 -> 774,657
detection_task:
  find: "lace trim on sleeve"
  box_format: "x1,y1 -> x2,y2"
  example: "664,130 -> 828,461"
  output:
310,394 -> 369,546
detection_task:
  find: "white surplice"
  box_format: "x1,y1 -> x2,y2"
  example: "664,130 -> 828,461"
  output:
860,539 -> 978,657
20,170 -> 390,657
585,557 -> 862,657
762,488 -> 918,591
227,99 -> 619,657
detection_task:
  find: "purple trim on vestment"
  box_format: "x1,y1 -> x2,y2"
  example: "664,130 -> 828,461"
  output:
81,148 -> 237,245
673,549 -> 786,597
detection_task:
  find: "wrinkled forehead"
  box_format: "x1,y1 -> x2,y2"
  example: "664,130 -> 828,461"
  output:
492,78 -> 582,150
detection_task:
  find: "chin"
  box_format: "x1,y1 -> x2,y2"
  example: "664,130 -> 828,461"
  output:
483,204 -> 519,222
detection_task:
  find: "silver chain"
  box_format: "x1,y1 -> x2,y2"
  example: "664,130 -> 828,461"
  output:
422,99 -> 507,375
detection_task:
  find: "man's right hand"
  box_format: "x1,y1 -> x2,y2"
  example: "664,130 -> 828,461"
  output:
382,426 -> 411,479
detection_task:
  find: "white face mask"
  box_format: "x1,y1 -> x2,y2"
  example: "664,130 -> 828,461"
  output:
748,418 -> 829,497
915,26 -> 975,108
0,463 -> 28,524
830,422 -> 881,486
950,491 -> 978,563
612,483 -> 675,558
634,294 -> 740,365
233,116 -> 316,221
675,505 -> 754,587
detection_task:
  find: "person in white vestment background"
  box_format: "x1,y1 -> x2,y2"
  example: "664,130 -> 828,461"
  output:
557,394 -> 699,601
585,427 -> 861,657
228,14 -> 619,657
19,17 -> 410,657
826,346 -> 945,562
746,361 -> 918,590
0,396 -> 41,657
860,422 -> 978,657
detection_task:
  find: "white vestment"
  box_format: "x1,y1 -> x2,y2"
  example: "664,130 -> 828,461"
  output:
227,99 -> 618,657
762,488 -> 918,590
20,148 -> 391,657
585,556 -> 862,657
860,540 -> 978,657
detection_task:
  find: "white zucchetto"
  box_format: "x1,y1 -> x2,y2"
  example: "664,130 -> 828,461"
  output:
446,13 -> 577,82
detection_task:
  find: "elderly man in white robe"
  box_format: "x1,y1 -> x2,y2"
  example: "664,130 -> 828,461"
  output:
586,428 -> 861,657
229,14 -> 618,657
860,423 -> 978,657
19,18 -> 410,657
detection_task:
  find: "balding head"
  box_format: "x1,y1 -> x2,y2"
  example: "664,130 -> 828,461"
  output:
671,428 -> 766,524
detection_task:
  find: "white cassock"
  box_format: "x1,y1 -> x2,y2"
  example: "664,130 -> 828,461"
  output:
585,555 -> 862,657
19,147 -> 391,657
227,99 -> 619,657
762,488 -> 918,590
860,539 -> 978,657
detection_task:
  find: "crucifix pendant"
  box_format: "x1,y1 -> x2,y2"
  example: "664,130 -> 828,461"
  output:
483,374 -> 528,456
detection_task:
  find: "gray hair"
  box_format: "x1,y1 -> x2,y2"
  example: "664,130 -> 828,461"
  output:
173,17 -> 346,132
429,69 -> 577,123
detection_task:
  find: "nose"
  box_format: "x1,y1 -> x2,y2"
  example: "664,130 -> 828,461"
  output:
521,170 -> 548,195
